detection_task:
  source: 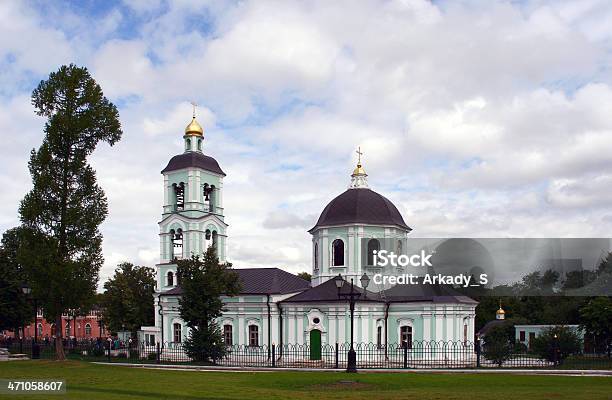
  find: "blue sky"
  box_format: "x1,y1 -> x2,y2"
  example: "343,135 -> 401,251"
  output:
1,0 -> 612,288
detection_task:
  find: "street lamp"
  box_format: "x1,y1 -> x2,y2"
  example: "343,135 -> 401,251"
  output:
335,273 -> 369,373
157,296 -> 164,347
20,284 -> 40,359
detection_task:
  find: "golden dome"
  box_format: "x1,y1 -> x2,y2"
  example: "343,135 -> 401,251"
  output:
352,163 -> 367,176
185,117 -> 204,136
496,307 -> 505,315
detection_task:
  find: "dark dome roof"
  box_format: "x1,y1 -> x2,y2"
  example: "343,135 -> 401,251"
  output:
309,188 -> 410,232
161,152 -> 225,176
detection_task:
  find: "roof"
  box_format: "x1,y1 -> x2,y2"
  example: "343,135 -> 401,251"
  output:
309,188 -> 410,232
382,280 -> 478,305
161,152 -> 225,176
160,268 -> 310,296
281,275 -> 383,303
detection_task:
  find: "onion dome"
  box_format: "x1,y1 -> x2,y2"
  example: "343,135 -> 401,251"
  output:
496,301 -> 506,320
184,117 -> 204,136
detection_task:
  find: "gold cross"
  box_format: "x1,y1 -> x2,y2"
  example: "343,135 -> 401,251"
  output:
190,101 -> 198,118
356,146 -> 363,164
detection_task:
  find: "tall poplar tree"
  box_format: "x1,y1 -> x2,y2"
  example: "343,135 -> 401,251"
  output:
19,64 -> 122,359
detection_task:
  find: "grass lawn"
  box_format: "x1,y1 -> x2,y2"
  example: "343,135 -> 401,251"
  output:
0,361 -> 610,400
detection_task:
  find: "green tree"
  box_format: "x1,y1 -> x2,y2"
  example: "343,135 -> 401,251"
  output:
579,297 -> 612,355
296,272 -> 311,282
177,247 -> 241,362
0,228 -> 32,332
101,262 -> 156,336
18,64 -> 122,359
531,326 -> 582,364
482,324 -> 514,367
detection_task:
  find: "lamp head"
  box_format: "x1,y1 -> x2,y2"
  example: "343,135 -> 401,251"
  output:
360,273 -> 370,290
335,274 -> 344,290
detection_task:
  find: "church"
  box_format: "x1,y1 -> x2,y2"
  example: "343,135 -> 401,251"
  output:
140,112 -> 477,354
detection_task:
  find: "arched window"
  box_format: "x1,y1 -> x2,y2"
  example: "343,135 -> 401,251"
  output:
367,239 -> 380,266
65,323 -> 71,338
174,182 -> 185,211
463,319 -> 469,345
314,243 -> 319,271
173,323 -> 182,343
223,325 -> 233,345
37,323 -> 43,337
197,138 -> 202,151
332,239 -> 344,266
172,229 -> 183,258
377,325 -> 383,348
209,185 -> 216,212
85,323 -> 91,336
397,240 -> 402,255
185,138 -> 191,151
50,324 -> 56,336
167,271 -> 174,286
400,326 -> 412,349
212,231 -> 218,252
248,325 -> 259,347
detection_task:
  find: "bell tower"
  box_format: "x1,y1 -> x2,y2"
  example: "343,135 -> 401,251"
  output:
155,105 -> 228,292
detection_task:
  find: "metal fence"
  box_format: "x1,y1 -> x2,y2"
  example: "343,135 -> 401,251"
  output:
2,338 -> 610,370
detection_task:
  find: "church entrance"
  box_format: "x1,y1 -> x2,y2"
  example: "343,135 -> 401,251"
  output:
309,329 -> 322,360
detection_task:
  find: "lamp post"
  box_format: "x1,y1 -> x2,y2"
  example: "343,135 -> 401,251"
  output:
157,296 -> 164,347
20,284 -> 40,359
335,273 -> 370,373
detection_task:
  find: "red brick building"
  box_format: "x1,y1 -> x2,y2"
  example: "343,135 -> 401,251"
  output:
3,309 -> 106,340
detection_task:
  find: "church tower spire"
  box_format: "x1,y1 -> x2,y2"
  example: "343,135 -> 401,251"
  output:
349,146 -> 369,189
184,101 -> 204,153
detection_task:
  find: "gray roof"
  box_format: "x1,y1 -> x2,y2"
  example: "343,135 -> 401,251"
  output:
309,188 -> 410,232
281,275 -> 383,303
160,268 -> 310,296
161,152 -> 225,176
382,280 -> 478,304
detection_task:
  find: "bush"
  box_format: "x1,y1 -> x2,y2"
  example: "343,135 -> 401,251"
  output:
147,352 -> 157,361
482,324 -> 514,367
531,326 -> 582,364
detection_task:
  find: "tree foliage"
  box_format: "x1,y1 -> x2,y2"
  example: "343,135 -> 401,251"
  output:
296,272 -> 311,282
579,297 -> 612,353
177,247 -> 241,362
482,323 -> 514,367
101,262 -> 156,335
18,64 -> 122,359
0,228 -> 32,332
531,326 -> 581,363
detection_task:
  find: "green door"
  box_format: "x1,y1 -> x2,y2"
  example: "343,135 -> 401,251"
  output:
310,329 -> 322,360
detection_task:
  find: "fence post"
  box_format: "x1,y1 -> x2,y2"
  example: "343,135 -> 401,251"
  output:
335,343 -> 339,369
156,342 -> 161,364
107,339 -> 111,363
403,344 -> 408,369
272,344 -> 275,368
476,337 -> 481,368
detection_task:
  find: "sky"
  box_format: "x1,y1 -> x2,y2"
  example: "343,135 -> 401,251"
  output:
1,0 -> 612,290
